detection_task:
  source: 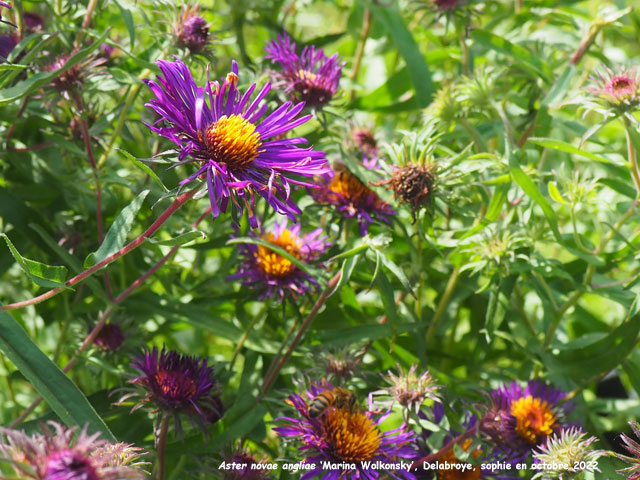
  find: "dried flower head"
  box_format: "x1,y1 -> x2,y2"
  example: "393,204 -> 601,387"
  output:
589,67 -> 640,110
389,164 -> 435,216
532,427 -> 604,479
144,58 -> 328,227
0,422 -> 147,480
310,165 -> 395,234
615,421 -> 640,480
265,32 -> 344,108
229,220 -> 331,301
378,364 -> 441,413
275,383 -> 416,479
316,347 -> 363,382
175,5 -> 209,53
125,347 -> 224,435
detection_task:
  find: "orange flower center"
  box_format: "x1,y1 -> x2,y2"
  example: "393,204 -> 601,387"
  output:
204,114 -> 261,169
254,230 -> 301,278
329,169 -> 377,204
155,370 -> 197,399
322,408 -> 382,462
510,395 -> 556,445
437,439 -> 482,480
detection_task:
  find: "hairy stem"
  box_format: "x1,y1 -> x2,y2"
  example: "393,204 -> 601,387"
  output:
261,272 -> 341,395
156,414 -> 170,480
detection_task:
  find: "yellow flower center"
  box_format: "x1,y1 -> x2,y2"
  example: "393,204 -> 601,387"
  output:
254,230 -> 301,278
298,69 -> 318,82
510,395 -> 556,445
204,114 -> 261,169
329,169 -> 376,204
155,370 -> 197,399
322,408 -> 382,462
437,439 -> 482,480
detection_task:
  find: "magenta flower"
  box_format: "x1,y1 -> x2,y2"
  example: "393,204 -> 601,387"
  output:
616,421 -> 640,480
175,5 -> 209,53
125,347 -> 224,434
310,166 -> 395,234
0,422 -> 147,480
480,381 -> 571,463
265,33 -> 344,108
275,383 -> 417,480
144,58 -> 328,227
229,220 -> 330,301
93,323 -> 125,351
589,67 -> 640,110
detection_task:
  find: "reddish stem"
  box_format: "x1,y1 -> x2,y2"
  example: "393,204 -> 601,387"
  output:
1,189 -> 196,311
261,271 -> 341,394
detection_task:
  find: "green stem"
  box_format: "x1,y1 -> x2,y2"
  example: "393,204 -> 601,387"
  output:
513,282 -> 536,337
459,118 -> 487,152
426,266 -> 461,344
349,8 -> 371,101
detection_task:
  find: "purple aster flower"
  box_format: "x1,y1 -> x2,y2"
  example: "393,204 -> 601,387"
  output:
480,381 -> 571,464
124,347 -> 224,435
275,383 -> 417,480
93,322 -> 125,351
0,421 -> 147,480
351,126 -> 381,170
143,58 -> 328,227
375,364 -> 441,414
0,33 -> 16,60
44,52 -> 105,93
265,32 -> 344,108
228,220 -> 330,301
175,5 -> 209,53
310,165 -> 395,235
23,11 -> 45,32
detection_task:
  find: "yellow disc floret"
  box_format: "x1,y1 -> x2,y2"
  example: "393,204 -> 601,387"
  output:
254,230 -> 302,278
204,114 -> 261,169
322,408 -> 381,462
511,395 -> 557,445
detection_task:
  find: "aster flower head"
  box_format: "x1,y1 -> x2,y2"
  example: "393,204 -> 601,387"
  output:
93,322 -> 125,351
265,32 -> 344,108
346,124 -> 382,170
0,33 -> 16,60
45,52 -> 105,94
221,449 -> 271,480
0,422 -> 147,480
315,346 -> 364,382
175,4 -> 210,53
532,427 -> 604,479
229,220 -> 331,302
615,421 -> 640,480
23,11 -> 45,32
125,347 -> 224,435
480,381 -> 571,463
275,383 -> 417,480
588,66 -> 640,111
144,58 -> 328,227
310,164 -> 395,235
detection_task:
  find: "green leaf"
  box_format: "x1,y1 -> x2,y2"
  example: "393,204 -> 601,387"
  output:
1,234 -> 69,289
376,269 -> 399,329
364,1 -> 434,107
117,149 -> 168,192
330,255 -> 360,297
461,183 -> 510,239
84,190 -> 150,268
508,153 -> 560,241
226,236 -> 320,278
471,30 -> 552,83
114,0 -> 135,47
541,65 -> 576,107
543,315 -> 640,389
371,247 -> 415,297
548,182 -> 567,204
147,230 -> 206,246
0,308 -> 115,440
28,224 -> 109,302
528,138 -> 612,164
0,30 -> 109,106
